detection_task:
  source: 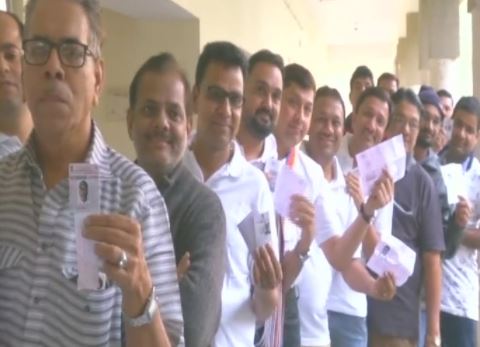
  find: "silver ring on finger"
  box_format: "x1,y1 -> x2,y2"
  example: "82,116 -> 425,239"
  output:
117,250 -> 128,269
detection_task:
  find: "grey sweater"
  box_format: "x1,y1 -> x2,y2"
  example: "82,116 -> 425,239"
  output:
156,163 -> 227,347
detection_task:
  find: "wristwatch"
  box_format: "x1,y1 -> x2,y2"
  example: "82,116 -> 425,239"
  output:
123,286 -> 158,327
359,203 -> 376,224
294,244 -> 310,265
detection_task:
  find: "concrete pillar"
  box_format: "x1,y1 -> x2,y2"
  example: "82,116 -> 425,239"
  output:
418,0 -> 460,90
428,58 -> 456,90
471,4 -> 480,98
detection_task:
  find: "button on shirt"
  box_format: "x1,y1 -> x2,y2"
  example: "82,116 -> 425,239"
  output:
0,125 -> 183,346
183,142 -> 278,347
0,132 -> 22,158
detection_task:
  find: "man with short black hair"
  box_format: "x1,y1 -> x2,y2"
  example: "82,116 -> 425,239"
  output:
183,41 -> 282,347
437,89 -> 454,120
434,89 -> 455,152
237,49 -> 283,167
127,52 -> 227,347
377,72 -> 399,96
304,86 -> 396,347
413,86 -> 467,259
273,69 -> 394,347
344,65 -> 374,133
0,10 -> 32,157
438,96 -> 480,347
368,87 -> 445,347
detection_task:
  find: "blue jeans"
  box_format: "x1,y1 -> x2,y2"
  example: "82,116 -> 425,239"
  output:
418,308 -> 427,347
328,310 -> 367,347
441,311 -> 477,347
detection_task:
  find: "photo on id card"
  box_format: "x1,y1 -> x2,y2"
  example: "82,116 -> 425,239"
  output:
238,210 -> 272,254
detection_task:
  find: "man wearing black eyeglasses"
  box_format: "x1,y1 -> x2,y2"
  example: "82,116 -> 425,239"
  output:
0,1 -> 183,347
0,10 -> 32,157
183,41 -> 282,347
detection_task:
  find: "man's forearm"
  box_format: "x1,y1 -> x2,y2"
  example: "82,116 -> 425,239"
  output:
362,226 -> 379,260
423,251 -> 442,337
341,259 -> 376,295
322,215 -> 369,271
252,286 -> 280,321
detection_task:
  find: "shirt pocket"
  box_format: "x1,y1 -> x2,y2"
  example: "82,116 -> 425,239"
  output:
0,244 -> 25,270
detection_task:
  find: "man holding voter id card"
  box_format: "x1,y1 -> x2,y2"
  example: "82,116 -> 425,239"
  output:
182,41 -> 282,347
0,1 -> 183,346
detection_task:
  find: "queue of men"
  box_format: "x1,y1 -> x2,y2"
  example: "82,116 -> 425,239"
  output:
0,1 -> 480,347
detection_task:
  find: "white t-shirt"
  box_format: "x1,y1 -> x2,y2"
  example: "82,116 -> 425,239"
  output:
326,137 -> 394,318
183,142 -> 278,347
252,136 -> 340,345
441,157 -> 480,321
275,148 -> 340,346
238,134 -> 278,171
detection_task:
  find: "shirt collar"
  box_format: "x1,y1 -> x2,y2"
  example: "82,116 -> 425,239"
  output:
155,162 -> 183,191
19,122 -> 111,177
184,141 -> 245,182
438,144 -> 475,171
0,132 -> 21,146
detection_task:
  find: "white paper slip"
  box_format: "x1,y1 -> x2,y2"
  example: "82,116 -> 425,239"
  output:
440,163 -> 467,205
69,163 -> 101,291
238,210 -> 273,254
273,164 -> 307,218
366,234 -> 416,287
264,157 -> 282,192
465,174 -> 480,228
355,134 -> 406,196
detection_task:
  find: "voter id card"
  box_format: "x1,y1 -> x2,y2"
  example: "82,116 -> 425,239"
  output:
69,163 -> 101,291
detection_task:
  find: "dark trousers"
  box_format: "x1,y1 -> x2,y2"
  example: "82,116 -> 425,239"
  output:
282,287 -> 300,347
441,311 -> 477,347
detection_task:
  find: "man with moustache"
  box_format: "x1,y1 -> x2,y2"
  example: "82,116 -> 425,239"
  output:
416,87 -> 472,309
414,86 -> 468,260
236,49 -> 299,347
237,49 -> 283,170
0,1 -> 183,346
0,10 -> 33,157
437,97 -> 480,347
127,52 -> 227,347
368,88 -> 445,347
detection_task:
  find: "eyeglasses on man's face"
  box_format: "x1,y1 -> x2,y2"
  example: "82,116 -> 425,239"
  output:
23,38 -> 95,68
205,85 -> 244,109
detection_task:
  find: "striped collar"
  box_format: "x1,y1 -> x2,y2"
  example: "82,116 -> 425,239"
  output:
18,121 -> 111,178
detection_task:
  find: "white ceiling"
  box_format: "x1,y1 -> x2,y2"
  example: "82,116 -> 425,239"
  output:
101,0 -> 194,19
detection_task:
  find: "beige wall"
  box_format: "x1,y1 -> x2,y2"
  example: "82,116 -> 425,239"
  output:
95,9 -> 199,159
323,43 -> 397,113
172,0 -> 329,84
